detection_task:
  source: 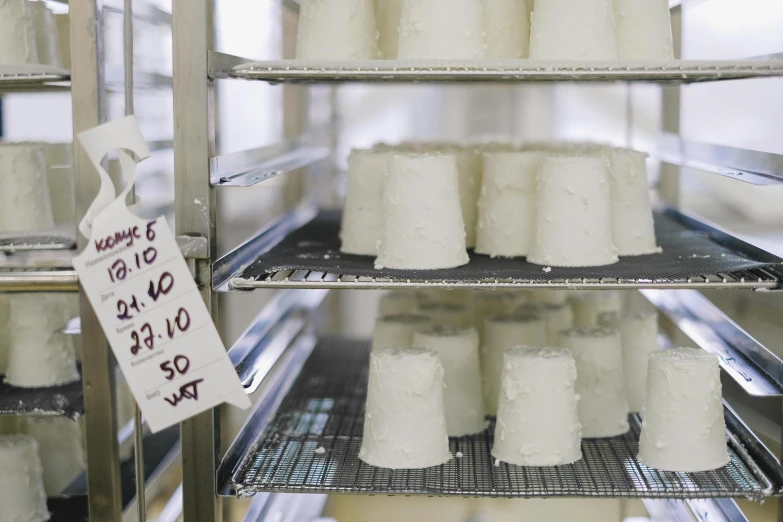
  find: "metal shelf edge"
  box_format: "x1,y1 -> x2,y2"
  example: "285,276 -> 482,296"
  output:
212,204 -> 318,291
656,134 -> 783,186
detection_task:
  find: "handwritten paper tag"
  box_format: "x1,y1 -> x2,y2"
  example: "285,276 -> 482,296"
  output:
73,116 -> 250,433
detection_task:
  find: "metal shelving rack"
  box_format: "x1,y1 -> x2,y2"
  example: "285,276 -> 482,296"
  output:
0,1 -> 182,520
108,1 -> 783,521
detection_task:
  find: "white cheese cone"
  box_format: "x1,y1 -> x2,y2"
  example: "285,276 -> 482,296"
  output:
528,157 -> 618,268
296,0 -> 379,60
0,144 -> 55,233
613,0 -> 674,60
28,1 -> 62,67
0,295 -> 9,375
483,0 -> 530,58
481,313 -> 547,415
378,291 -> 419,316
0,435 -> 49,522
599,311 -> 660,413
529,0 -> 617,59
528,289 -> 569,306
520,303 -> 574,344
417,302 -> 470,328
639,348 -> 729,472
476,152 -> 538,258
451,147 -> 483,249
6,294 -> 79,388
471,292 -> 528,332
376,0 -> 404,58
0,0 -> 39,65
55,13 -> 70,69
375,154 -> 469,270
413,326 -> 486,436
340,150 -> 392,256
359,347 -> 452,469
416,289 -> 472,307
492,347 -> 582,466
40,143 -> 75,227
397,0 -> 485,59
608,149 -> 659,256
559,327 -> 629,438
26,417 -> 85,496
371,314 -> 432,351
570,290 -> 623,327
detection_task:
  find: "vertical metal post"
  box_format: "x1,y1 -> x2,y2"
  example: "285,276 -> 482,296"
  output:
173,0 -> 221,521
659,5 -> 683,208
122,1 -> 147,521
71,0 -> 124,520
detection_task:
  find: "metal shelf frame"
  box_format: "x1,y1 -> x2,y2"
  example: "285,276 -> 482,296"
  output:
169,1 -> 783,521
211,54 -> 783,85
0,66 -> 71,93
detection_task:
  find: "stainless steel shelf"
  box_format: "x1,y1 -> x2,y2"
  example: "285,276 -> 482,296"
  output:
0,66 -> 70,93
223,338 -> 780,500
643,289 -> 783,397
0,235 -> 76,253
213,54 -> 783,84
0,266 -> 79,292
210,140 -> 330,187
657,134 -> 783,186
214,207 -> 783,292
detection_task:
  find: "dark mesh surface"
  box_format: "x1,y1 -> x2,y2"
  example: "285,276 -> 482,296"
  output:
231,338 -> 768,499
237,211 -> 780,286
0,373 -> 83,419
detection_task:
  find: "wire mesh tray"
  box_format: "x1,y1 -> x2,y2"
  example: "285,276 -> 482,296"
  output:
227,59 -> 783,84
229,338 -> 775,500
225,209 -> 783,291
0,235 -> 75,252
0,373 -> 84,419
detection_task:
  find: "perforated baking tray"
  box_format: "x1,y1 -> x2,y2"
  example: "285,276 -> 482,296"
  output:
225,209 -> 783,291
229,338 -> 775,500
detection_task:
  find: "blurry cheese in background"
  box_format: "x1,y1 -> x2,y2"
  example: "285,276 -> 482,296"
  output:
324,495 -> 471,522
325,496 -> 631,522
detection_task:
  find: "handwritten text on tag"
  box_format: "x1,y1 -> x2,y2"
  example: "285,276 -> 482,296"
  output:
74,117 -> 249,433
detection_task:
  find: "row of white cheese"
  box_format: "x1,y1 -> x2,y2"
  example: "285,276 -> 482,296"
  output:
0,0 -> 68,67
360,289 -> 728,473
297,0 -> 673,61
340,142 -> 659,270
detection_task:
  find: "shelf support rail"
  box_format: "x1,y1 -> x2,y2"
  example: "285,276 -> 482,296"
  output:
656,133 -> 783,186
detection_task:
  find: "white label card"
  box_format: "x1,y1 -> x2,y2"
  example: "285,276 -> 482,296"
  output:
74,116 -> 250,433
